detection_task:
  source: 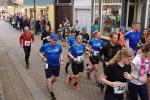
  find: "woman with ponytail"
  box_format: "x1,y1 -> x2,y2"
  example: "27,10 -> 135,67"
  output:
100,48 -> 133,100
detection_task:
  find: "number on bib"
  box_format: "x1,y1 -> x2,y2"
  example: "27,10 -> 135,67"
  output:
114,82 -> 127,94
25,41 -> 31,46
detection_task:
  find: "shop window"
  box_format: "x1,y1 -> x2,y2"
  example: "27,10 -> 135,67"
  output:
102,5 -> 122,36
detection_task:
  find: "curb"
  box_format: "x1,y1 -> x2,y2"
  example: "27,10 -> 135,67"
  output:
0,81 -> 5,100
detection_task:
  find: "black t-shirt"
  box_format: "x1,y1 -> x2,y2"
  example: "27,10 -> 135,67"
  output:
82,33 -> 89,44
41,31 -> 51,44
105,63 -> 131,93
99,42 -> 122,62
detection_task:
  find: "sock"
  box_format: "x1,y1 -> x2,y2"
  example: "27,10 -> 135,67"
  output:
65,62 -> 70,73
50,92 -> 55,97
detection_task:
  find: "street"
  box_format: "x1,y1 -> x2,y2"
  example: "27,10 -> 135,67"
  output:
0,21 -> 103,100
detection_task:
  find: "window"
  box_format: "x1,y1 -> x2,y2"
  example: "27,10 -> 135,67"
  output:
58,0 -> 71,3
103,0 -> 121,3
102,5 -> 122,36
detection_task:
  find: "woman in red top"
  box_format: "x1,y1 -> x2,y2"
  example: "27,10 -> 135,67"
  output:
19,26 -> 34,69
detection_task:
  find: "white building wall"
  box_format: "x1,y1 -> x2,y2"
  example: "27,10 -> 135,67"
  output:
73,0 -> 92,34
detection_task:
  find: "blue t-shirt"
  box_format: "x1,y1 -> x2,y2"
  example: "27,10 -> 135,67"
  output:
125,30 -> 141,51
89,38 -> 104,51
40,43 -> 62,67
67,36 -> 76,46
69,43 -> 85,58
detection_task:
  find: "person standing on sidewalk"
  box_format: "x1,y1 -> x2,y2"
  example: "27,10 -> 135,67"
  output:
39,34 -> 63,100
19,26 -> 34,69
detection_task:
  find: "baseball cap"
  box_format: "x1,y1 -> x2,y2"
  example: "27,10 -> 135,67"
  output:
120,26 -> 126,31
50,34 -> 58,41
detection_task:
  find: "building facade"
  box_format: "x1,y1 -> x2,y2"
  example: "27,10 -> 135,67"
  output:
23,0 -> 55,31
95,0 -> 150,36
73,0 -> 92,34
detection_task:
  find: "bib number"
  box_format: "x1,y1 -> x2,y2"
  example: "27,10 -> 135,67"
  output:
77,56 -> 83,62
25,41 -> 31,46
93,51 -> 99,56
45,63 -> 48,69
114,82 -> 127,94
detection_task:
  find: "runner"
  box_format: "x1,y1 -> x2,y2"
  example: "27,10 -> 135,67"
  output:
100,48 -> 132,100
99,32 -> 122,75
67,35 -> 85,91
41,25 -> 51,44
99,32 -> 122,90
117,26 -> 127,48
80,28 -> 90,70
125,22 -> 141,55
124,42 -> 150,100
65,30 -> 76,74
39,34 -> 63,100
19,26 -> 34,69
87,32 -> 104,87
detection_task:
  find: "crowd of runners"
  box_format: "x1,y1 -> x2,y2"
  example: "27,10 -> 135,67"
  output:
4,15 -> 150,100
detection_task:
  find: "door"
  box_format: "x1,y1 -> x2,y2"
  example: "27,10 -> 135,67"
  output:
76,9 -> 91,34
55,5 -> 73,32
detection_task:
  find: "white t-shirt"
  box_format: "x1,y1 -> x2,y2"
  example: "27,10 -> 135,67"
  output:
130,54 -> 150,85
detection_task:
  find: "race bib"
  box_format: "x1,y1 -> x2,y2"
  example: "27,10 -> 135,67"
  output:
45,63 -> 48,69
114,82 -> 127,94
25,41 -> 31,46
93,51 -> 99,56
77,55 -> 83,62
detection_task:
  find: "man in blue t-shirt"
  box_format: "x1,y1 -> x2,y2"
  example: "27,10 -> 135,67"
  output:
125,22 -> 141,55
39,34 -> 63,100
65,30 -> 76,74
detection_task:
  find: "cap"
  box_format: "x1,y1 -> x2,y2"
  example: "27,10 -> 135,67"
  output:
50,34 -> 58,41
120,26 -> 126,31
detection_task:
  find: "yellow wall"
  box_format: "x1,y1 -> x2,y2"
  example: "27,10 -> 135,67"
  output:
24,5 -> 55,32
6,6 -> 15,14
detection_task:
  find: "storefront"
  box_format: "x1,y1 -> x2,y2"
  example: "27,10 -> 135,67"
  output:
96,0 -> 149,36
100,0 -> 122,36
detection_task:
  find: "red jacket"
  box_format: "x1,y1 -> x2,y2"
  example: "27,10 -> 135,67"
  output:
19,32 -> 34,46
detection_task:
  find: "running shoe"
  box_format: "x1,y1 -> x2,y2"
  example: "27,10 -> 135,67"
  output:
67,76 -> 72,85
26,64 -> 29,69
51,96 -> 56,100
74,83 -> 80,91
